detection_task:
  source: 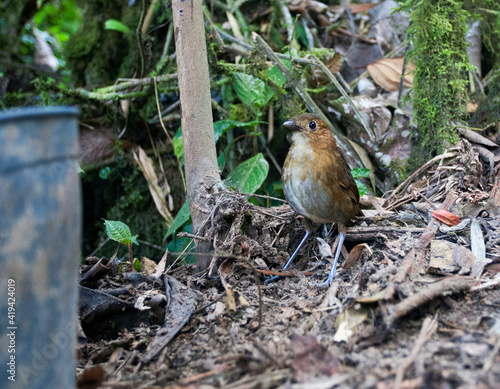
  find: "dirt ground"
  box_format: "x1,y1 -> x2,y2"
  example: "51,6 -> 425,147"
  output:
76,146 -> 500,388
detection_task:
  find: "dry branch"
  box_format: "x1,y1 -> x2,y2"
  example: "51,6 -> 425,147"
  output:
386,276 -> 476,326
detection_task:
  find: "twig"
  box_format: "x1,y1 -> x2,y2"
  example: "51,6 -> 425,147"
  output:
178,363 -> 233,386
88,237 -> 111,257
346,226 -> 425,235
483,335 -> 500,372
154,77 -> 187,191
419,190 -> 459,249
394,315 -> 438,389
278,0 -> 294,42
141,0 -> 159,35
259,136 -> 282,175
212,23 -> 334,66
137,0 -> 147,77
384,152 -> 457,208
341,0 -> 356,50
386,276 -> 476,326
160,22 -> 174,60
136,239 -> 164,251
202,6 -> 226,49
177,232 -> 210,241
306,54 -> 376,144
471,273 -> 500,291
165,239 -> 195,273
397,36 -> 412,108
98,74 -> 177,93
394,249 -> 419,284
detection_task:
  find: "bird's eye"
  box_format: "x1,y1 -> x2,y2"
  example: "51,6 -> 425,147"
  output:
308,121 -> 317,130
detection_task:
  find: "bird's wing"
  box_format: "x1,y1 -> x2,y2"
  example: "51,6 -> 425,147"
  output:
337,156 -> 360,202
336,155 -> 363,217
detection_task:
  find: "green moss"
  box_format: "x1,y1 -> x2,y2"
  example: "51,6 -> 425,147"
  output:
398,0 -> 473,160
63,0 -> 139,86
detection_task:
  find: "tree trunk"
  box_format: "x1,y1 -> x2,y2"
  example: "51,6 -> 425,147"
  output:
172,0 -> 221,269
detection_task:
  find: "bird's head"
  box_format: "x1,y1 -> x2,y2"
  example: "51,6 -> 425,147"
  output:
283,114 -> 334,146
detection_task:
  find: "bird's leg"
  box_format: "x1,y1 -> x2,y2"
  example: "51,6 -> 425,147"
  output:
265,219 -> 313,284
317,223 -> 346,288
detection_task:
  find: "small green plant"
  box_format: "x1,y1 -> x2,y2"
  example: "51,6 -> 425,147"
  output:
351,168 -> 371,197
103,219 -> 140,271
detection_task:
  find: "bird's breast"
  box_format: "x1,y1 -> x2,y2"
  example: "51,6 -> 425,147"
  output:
283,139 -> 357,224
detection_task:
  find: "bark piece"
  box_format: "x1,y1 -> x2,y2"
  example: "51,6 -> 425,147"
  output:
141,275 -> 197,363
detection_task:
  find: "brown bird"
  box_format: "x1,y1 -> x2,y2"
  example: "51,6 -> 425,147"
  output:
267,114 -> 363,287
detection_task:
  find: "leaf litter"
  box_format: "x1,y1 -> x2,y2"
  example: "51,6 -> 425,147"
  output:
77,138 -> 500,388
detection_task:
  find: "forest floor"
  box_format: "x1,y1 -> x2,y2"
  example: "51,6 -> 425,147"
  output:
77,143 -> 500,389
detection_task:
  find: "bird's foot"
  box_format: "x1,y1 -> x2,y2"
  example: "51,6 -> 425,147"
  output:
264,274 -> 282,285
315,271 -> 340,288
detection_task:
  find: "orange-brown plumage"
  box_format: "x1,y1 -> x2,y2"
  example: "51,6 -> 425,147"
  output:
267,114 -> 362,287
282,114 -> 362,225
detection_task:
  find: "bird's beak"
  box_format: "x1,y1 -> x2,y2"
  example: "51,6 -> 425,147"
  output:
283,120 -> 301,132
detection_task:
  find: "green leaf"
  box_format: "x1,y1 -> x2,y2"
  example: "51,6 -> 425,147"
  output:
232,72 -> 274,109
351,168 -> 371,179
104,19 -> 130,34
225,153 -> 269,194
133,258 -> 141,272
172,127 -> 184,167
213,119 -> 264,142
164,199 -> 191,239
268,65 -> 288,87
166,224 -> 196,264
355,180 -> 369,197
99,166 -> 111,179
217,152 -> 226,171
103,220 -> 139,246
172,121 -> 264,165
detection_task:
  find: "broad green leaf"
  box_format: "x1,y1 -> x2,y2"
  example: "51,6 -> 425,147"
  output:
166,224 -> 196,263
232,72 -> 274,109
355,180 -> 369,196
351,168 -> 371,196
268,65 -> 287,87
225,153 -> 269,194
173,121 -> 264,164
217,152 -> 226,171
213,119 -> 264,142
351,168 -> 371,179
103,220 -> 139,246
295,22 -> 309,49
164,199 -> 191,239
104,19 -> 130,34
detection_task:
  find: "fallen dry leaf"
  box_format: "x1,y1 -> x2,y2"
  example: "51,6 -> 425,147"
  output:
367,57 -> 415,92
334,305 -> 368,342
430,209 -> 461,226
452,245 -> 476,275
77,365 -> 105,389
343,244 -> 366,270
313,52 -> 343,84
330,2 -> 381,13
485,262 -> 500,273
133,146 -> 174,225
290,334 -> 339,382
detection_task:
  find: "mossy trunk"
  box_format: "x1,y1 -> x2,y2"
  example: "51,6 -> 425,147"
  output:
402,0 -> 471,163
